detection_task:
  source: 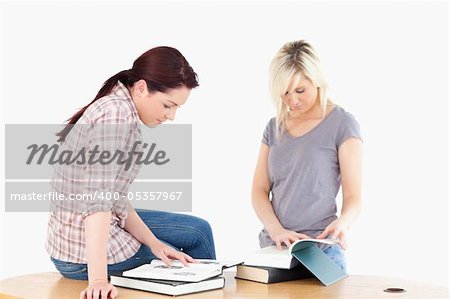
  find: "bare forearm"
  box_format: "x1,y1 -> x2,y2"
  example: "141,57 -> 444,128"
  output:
338,138 -> 363,227
252,189 -> 284,234
123,207 -> 158,247
84,212 -> 111,284
340,195 -> 362,225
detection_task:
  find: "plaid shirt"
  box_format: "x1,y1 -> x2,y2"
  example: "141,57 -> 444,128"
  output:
46,81 -> 143,264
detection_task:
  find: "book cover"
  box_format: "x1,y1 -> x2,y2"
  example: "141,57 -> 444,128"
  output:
289,239 -> 348,286
110,275 -> 225,296
235,264 -> 313,284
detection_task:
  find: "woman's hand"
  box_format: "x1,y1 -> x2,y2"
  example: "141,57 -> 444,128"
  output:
80,280 -> 118,299
268,227 -> 311,250
150,240 -> 195,266
316,218 -> 350,249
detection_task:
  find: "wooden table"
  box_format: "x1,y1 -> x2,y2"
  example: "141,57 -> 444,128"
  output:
0,271 -> 448,299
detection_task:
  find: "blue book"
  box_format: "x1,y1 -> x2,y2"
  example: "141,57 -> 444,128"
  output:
289,239 -> 348,286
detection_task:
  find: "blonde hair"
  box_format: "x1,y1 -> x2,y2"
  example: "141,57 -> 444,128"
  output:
269,40 -> 330,139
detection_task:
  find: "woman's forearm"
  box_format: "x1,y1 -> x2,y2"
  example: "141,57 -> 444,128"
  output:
123,207 -> 158,247
252,189 -> 284,234
251,144 -> 285,235
84,212 -> 111,284
338,137 -> 363,227
340,195 -> 362,225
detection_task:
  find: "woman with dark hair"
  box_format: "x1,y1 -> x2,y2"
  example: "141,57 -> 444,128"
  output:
47,47 -> 216,299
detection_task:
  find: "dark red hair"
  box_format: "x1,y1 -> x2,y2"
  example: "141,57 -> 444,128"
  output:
57,46 -> 199,142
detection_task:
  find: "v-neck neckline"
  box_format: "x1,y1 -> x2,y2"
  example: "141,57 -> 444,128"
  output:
285,105 -> 338,140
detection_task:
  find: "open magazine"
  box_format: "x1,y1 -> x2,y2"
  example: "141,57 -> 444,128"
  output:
122,259 -> 242,282
243,238 -> 337,269
241,238 -> 347,286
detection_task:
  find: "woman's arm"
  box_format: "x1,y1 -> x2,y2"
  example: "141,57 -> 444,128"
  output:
80,211 -> 118,299
317,137 -> 363,248
85,212 -> 110,282
252,144 -> 310,249
339,137 -> 363,226
123,205 -> 159,248
123,204 -> 193,265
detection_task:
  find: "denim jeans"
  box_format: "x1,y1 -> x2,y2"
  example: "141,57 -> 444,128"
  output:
50,209 -> 216,280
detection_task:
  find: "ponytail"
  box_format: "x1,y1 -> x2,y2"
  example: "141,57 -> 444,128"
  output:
57,46 -> 199,142
56,70 -> 131,142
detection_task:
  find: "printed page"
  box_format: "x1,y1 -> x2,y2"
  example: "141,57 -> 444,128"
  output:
242,246 -> 295,269
123,259 -> 224,282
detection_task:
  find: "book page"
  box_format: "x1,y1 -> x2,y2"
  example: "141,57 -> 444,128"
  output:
242,246 -> 297,269
122,259 -> 240,282
246,246 -> 292,259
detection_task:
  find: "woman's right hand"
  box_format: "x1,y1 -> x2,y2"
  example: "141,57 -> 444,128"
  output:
149,239 -> 195,266
80,280 -> 118,299
268,227 -> 311,249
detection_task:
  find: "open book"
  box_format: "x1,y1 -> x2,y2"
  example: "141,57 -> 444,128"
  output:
243,239 -> 335,269
242,239 -> 347,286
122,259 -> 241,283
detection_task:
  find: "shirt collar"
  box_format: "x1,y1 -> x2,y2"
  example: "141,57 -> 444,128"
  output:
113,81 -> 143,124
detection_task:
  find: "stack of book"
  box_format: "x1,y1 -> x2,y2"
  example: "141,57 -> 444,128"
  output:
111,259 -> 240,296
236,264 -> 313,284
236,239 -> 347,286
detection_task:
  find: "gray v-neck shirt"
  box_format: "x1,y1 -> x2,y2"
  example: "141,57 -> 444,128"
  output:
258,106 -> 362,247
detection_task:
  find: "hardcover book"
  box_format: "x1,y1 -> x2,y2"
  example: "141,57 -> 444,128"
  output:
235,264 -> 312,283
110,275 -> 225,296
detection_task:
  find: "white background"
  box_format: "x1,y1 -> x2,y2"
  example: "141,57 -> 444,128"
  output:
1,1 -> 448,289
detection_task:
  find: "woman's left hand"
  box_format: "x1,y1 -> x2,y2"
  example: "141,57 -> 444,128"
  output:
316,218 -> 350,250
150,240 -> 196,266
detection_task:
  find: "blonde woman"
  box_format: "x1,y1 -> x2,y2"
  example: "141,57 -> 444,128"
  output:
252,40 -> 363,271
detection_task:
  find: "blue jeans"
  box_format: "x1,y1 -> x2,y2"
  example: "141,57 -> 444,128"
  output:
50,209 -> 216,280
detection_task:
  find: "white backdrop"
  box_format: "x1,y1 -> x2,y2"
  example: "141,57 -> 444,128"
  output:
0,1 -> 448,289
